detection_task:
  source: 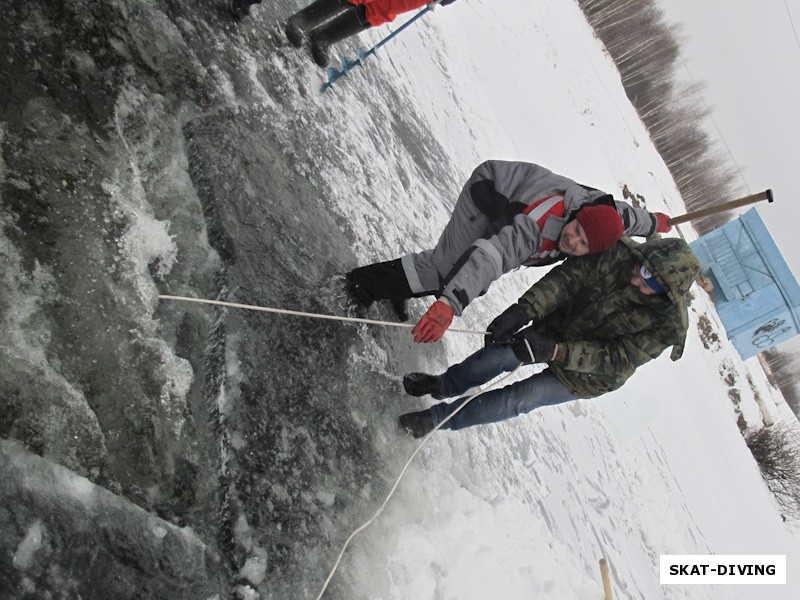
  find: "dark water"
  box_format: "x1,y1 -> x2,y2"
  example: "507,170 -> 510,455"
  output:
0,1 -> 456,598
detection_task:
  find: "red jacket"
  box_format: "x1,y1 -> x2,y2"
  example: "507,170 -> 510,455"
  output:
349,0 -> 458,27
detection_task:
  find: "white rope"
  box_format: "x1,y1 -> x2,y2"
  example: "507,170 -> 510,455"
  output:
314,340 -> 538,600
159,293 -> 538,599
157,295 -> 487,336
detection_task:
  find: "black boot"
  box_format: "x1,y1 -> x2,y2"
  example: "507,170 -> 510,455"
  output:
390,298 -> 409,322
403,373 -> 442,397
286,0 -> 350,48
229,0 -> 261,19
344,273 -> 374,310
309,6 -> 371,68
345,259 -> 412,308
399,410 -> 435,438
346,259 -> 435,320
345,280 -> 408,321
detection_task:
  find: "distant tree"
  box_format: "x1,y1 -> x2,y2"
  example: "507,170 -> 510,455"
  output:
576,0 -> 745,234
763,349 -> 800,418
745,424 -> 800,526
764,349 -> 794,386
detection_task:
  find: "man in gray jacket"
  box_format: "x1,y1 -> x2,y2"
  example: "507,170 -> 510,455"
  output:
346,160 -> 672,342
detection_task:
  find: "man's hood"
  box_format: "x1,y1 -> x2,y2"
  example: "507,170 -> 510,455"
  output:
621,236 -> 701,360
622,237 -> 700,304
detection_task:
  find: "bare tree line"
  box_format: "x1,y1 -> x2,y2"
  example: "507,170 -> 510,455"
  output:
578,0 -> 800,412
577,0 -> 742,232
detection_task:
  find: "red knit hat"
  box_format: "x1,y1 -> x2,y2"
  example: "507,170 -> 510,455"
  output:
575,205 -> 624,253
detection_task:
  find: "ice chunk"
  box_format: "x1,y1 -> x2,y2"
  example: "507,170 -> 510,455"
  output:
13,520 -> 44,571
240,554 -> 267,586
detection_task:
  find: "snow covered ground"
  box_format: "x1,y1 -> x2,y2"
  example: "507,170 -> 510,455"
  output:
2,0 -> 798,598
263,0 -> 800,598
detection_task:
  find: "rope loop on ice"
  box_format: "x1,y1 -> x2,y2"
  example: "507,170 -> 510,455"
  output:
157,295 -> 537,600
313,339 -> 537,600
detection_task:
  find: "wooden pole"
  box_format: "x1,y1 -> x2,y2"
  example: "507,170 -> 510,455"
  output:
669,189 -> 773,226
599,558 -> 614,600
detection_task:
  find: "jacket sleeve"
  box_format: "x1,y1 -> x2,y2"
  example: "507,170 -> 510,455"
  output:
516,253 -> 596,320
614,200 -> 659,237
439,212 -> 544,315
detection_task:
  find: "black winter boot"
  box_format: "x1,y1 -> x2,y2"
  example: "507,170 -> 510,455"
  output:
345,259 -> 412,308
399,410 -> 436,438
403,373 -> 442,397
286,0 -> 350,48
390,298 -> 409,322
344,271 -> 377,310
345,259 -> 435,321
309,6 -> 371,68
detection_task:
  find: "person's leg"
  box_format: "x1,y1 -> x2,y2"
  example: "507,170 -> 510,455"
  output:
309,4 -> 372,68
437,343 -> 521,398
345,258 -> 435,322
346,259 -> 410,305
285,0 -> 351,47
430,369 -> 577,431
403,343 -> 519,398
403,183 -> 491,296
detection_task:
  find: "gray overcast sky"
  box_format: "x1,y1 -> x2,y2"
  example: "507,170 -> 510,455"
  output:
657,0 -> 800,277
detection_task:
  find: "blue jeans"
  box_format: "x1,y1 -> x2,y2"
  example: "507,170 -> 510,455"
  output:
430,344 -> 577,431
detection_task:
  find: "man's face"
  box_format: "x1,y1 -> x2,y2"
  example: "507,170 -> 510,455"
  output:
630,264 -> 659,295
558,220 -> 590,256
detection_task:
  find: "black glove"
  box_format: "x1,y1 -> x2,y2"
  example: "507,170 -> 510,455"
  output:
485,303 -> 530,346
512,328 -> 556,365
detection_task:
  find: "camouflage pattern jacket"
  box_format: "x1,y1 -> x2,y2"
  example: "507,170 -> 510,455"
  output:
515,237 -> 700,398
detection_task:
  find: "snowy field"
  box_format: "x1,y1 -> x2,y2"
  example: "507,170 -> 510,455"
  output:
267,0 -> 800,598
1,0 -> 798,598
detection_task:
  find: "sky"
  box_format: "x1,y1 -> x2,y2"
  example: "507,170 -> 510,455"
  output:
657,0 -> 800,278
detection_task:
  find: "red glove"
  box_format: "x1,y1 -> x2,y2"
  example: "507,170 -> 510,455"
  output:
412,300 -> 454,343
654,212 -> 672,233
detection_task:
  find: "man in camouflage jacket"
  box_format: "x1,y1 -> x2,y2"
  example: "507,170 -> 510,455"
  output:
398,237 -> 700,437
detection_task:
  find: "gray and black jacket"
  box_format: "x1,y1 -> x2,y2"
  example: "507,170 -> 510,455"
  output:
439,160 -> 659,314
